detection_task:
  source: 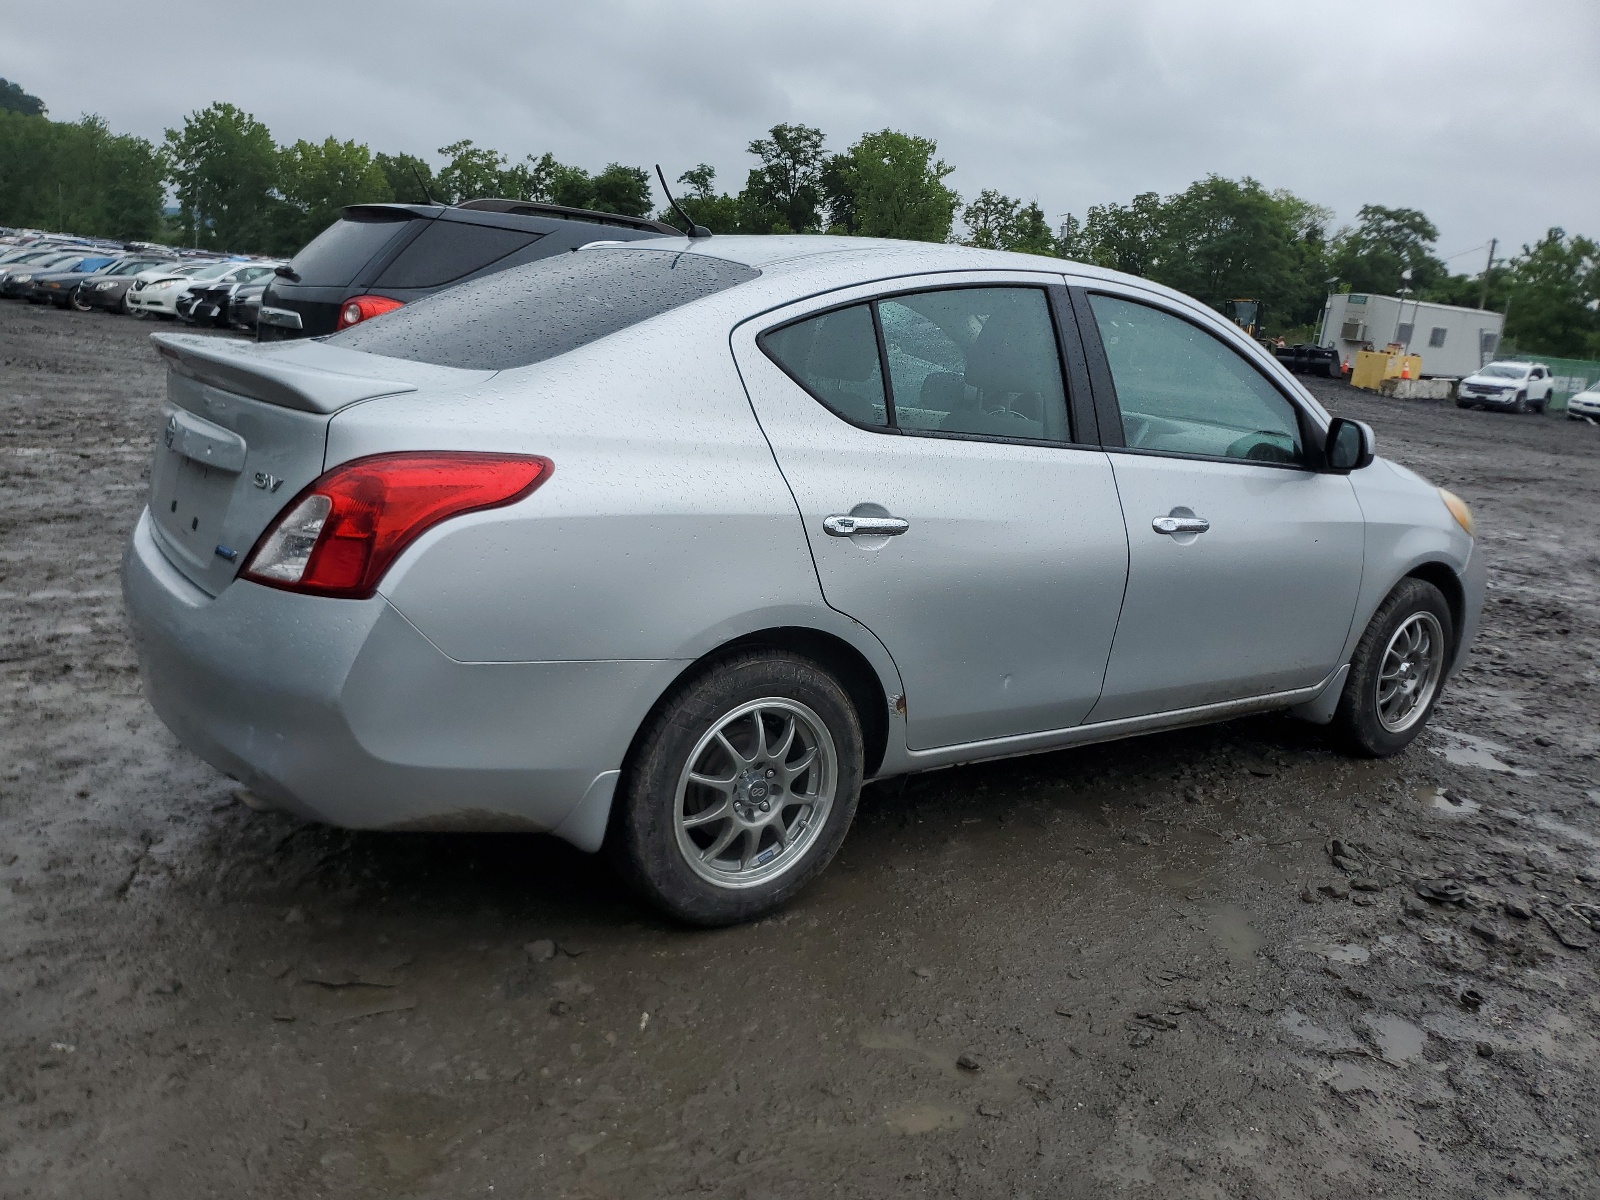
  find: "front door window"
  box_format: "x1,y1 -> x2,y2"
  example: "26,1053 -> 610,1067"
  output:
1089,294 -> 1304,465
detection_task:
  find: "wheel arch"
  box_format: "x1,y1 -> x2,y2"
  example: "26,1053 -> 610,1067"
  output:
1404,559 -> 1466,666
640,626 -> 892,780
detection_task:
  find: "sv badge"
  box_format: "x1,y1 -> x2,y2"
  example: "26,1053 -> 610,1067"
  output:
253,471 -> 285,493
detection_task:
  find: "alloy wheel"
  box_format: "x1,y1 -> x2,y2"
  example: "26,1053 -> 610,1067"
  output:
1375,612 -> 1445,733
673,698 -> 837,890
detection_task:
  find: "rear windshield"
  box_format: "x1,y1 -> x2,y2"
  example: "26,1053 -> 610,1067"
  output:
373,220 -> 541,289
286,211 -> 414,287
328,247 -> 759,370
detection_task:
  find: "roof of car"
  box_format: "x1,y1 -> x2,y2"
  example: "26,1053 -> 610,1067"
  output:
598,234 -> 1189,304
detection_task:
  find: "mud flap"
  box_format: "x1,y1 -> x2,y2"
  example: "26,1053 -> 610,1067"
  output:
551,770 -> 621,852
1289,664 -> 1349,726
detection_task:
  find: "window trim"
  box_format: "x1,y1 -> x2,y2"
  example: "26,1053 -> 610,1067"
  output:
755,280 -> 1092,450
1070,283 -> 1327,473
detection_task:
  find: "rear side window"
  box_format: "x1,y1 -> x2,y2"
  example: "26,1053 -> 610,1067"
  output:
372,221 -> 541,289
330,248 -> 759,370
286,212 -> 413,287
761,305 -> 887,427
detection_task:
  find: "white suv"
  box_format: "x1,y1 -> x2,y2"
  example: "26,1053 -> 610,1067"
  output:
1456,361 -> 1555,414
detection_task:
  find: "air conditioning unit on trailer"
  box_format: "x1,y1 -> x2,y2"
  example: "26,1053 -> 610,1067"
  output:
1340,320 -> 1367,342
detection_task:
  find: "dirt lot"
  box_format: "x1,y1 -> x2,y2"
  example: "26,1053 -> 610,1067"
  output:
2,299 -> 1598,1200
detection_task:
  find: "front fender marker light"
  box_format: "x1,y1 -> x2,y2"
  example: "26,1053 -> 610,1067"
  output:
242,452 -> 551,599
1439,488 -> 1475,537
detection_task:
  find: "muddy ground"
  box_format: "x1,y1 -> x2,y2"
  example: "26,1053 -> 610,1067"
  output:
2,298 -> 1598,1200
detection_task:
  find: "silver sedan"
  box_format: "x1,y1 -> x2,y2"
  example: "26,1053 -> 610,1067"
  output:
124,238 -> 1484,925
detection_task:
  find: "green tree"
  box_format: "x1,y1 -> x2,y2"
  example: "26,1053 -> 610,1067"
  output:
163,102 -> 280,251
375,152 -> 438,204
741,123 -> 827,233
0,110 -> 164,239
1503,228 -> 1600,358
275,136 -> 392,254
1154,176 -> 1328,326
1057,191 -> 1166,275
435,139 -> 509,204
661,164 -> 742,233
962,190 -> 1056,254
1328,205 -> 1445,295
826,129 -> 958,243
588,163 -> 651,217
0,78 -> 45,117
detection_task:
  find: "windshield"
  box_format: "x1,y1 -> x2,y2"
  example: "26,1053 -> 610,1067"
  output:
1479,364 -> 1528,379
329,247 -> 759,370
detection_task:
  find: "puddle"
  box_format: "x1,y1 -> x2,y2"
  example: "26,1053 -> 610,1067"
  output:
1280,1009 -> 1345,1048
1363,1013 -> 1427,1065
886,1104 -> 966,1135
1208,904 -> 1262,962
1428,728 -> 1537,777
1415,786 -> 1481,815
1297,941 -> 1370,965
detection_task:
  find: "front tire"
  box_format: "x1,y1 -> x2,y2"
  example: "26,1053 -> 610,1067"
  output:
609,650 -> 864,926
1331,578 -> 1454,757
1513,391 -> 1529,413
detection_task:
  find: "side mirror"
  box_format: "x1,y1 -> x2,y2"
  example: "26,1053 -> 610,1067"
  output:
1324,417 -> 1375,473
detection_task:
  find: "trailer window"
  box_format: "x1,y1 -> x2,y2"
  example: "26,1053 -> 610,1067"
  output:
1428,327 -> 1447,348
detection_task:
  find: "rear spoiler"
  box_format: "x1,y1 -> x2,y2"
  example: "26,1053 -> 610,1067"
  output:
149,332 -> 418,414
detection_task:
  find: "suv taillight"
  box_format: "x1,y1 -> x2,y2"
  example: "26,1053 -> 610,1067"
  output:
241,453 -> 552,599
336,294 -> 404,330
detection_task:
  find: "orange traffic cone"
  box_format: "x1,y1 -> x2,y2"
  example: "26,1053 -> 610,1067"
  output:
1400,361 -> 1411,380
1342,358 -> 1351,375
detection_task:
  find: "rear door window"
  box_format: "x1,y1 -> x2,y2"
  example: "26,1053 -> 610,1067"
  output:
329,247 -> 759,370
761,286 -> 1071,442
372,221 -> 541,289
878,288 -> 1067,440
285,212 -> 414,287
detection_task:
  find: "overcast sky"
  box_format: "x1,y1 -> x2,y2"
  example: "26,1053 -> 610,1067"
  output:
3,0 -> 1596,267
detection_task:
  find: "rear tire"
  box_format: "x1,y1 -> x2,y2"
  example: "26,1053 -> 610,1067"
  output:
1331,578 -> 1454,758
608,651 -> 864,926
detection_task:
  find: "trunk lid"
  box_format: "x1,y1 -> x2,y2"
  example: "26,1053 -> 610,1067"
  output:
145,332 -> 495,595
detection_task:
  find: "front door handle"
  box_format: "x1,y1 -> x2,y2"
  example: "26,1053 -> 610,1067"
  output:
823,514 -> 910,537
1152,514 -> 1211,536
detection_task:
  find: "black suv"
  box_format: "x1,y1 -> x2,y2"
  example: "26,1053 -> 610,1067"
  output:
257,198 -> 677,340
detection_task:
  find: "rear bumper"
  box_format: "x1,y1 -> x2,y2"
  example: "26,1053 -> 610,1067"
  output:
123,508 -> 677,845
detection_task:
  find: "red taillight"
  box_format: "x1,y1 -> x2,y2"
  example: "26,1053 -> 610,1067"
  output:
335,294 -> 404,330
241,453 -> 552,599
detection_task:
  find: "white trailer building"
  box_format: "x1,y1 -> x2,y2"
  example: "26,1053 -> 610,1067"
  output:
1318,293 -> 1505,379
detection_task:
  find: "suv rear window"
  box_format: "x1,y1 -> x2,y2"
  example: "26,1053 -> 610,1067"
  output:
285,211 -> 414,287
372,221 -> 541,289
328,247 -> 759,370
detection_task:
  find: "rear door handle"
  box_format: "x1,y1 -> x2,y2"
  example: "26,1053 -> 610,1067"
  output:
1152,514 -> 1210,535
823,514 -> 910,537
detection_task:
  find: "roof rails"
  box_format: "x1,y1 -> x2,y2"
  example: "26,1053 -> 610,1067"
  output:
453,198 -> 678,236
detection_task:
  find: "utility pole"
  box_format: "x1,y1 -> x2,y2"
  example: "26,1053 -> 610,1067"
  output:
1480,238 -> 1497,311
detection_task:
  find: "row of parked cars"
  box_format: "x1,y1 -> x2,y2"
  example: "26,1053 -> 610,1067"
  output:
3,198 -> 682,341
0,231 -> 282,330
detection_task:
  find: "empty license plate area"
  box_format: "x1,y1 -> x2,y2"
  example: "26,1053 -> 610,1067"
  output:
149,405 -> 248,579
